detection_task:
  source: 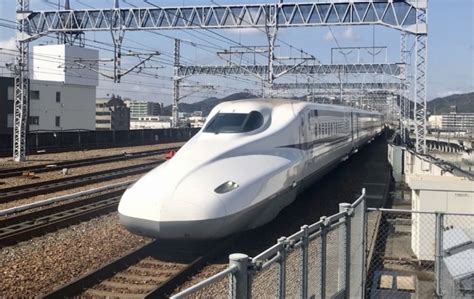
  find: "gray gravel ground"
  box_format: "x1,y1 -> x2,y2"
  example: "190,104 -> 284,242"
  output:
0,173 -> 144,211
0,213 -> 150,297
0,156 -> 161,189
0,142 -> 183,169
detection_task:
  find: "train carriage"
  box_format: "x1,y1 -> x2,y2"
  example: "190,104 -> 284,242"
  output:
119,99 -> 383,240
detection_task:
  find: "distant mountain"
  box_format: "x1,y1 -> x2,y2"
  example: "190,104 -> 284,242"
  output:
162,92 -> 256,116
428,92 -> 474,114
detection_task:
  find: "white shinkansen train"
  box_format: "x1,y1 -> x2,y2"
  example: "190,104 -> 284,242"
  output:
119,99 -> 383,240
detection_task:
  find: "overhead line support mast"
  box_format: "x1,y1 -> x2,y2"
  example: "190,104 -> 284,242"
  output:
14,0 -> 429,161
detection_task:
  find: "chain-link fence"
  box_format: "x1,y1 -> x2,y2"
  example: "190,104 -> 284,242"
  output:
171,190 -> 474,299
172,189 -> 368,299
365,209 -> 437,298
439,213 -> 474,299
366,209 -> 474,299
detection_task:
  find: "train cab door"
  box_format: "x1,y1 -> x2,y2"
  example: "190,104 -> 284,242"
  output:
355,113 -> 359,141
298,110 -> 307,148
300,109 -> 313,176
350,112 -> 354,147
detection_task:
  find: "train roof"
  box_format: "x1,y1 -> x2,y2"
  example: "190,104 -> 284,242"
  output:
220,98 -> 382,115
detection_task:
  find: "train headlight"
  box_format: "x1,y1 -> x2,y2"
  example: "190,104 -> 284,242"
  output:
214,181 -> 239,194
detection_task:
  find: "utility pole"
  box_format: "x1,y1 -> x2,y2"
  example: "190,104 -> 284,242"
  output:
400,32 -> 410,144
173,39 -> 181,128
13,0 -> 30,162
111,0 -> 125,83
414,1 -> 428,153
264,1 -> 280,96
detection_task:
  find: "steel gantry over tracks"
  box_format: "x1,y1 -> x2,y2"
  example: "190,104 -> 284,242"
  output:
176,63 -> 403,77
14,0 -> 429,161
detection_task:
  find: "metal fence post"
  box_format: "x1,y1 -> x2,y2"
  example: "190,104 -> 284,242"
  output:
277,237 -> 287,299
435,212 -> 444,297
229,253 -> 249,299
301,225 -> 309,299
361,188 -> 367,298
320,216 -> 328,299
339,203 -> 351,297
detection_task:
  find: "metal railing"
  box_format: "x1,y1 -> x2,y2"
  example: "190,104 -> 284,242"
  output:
172,190 -> 474,298
365,208 -> 474,298
172,189 -> 368,299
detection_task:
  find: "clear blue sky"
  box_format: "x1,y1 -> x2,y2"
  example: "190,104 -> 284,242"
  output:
0,0 -> 473,104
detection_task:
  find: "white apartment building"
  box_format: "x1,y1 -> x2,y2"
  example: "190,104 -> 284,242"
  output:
130,116 -> 172,129
124,100 -> 163,118
428,115 -> 443,130
27,81 -> 96,131
429,114 -> 474,133
25,44 -> 98,131
186,115 -> 206,128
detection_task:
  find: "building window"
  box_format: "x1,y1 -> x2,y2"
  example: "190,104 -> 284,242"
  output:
7,86 -> 14,101
29,116 -> 39,125
56,91 -> 61,103
55,116 -> 61,127
30,90 -> 40,100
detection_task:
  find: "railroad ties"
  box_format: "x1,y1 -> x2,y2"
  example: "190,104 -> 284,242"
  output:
0,162 -> 158,203
41,240 -> 233,299
0,147 -> 179,179
0,188 -> 125,247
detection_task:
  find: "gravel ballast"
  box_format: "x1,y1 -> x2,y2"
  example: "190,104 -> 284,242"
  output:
0,142 -> 183,169
0,213 -> 150,297
0,174 -> 144,211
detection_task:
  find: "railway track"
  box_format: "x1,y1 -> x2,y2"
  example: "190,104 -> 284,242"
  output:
0,187 -> 127,247
0,147 -> 179,179
41,241 -> 219,299
0,162 -> 161,203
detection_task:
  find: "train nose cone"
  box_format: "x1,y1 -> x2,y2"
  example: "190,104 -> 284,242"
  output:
119,197 -> 228,240
118,176 -> 229,240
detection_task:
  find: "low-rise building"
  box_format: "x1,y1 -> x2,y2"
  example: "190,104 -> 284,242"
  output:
428,115 -> 443,130
130,116 -> 171,129
1,44 -> 98,134
96,95 -> 130,131
185,115 -> 206,128
0,76 -> 96,133
124,100 -> 163,118
177,111 -> 206,128
429,114 -> 474,133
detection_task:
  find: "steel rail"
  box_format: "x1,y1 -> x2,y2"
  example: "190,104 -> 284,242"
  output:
0,141 -> 184,158
0,190 -> 124,247
0,147 -> 178,179
41,237 -> 237,299
0,180 -> 134,217
0,161 -> 161,203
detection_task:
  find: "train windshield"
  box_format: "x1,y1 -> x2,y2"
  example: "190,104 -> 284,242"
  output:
204,111 -> 264,134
